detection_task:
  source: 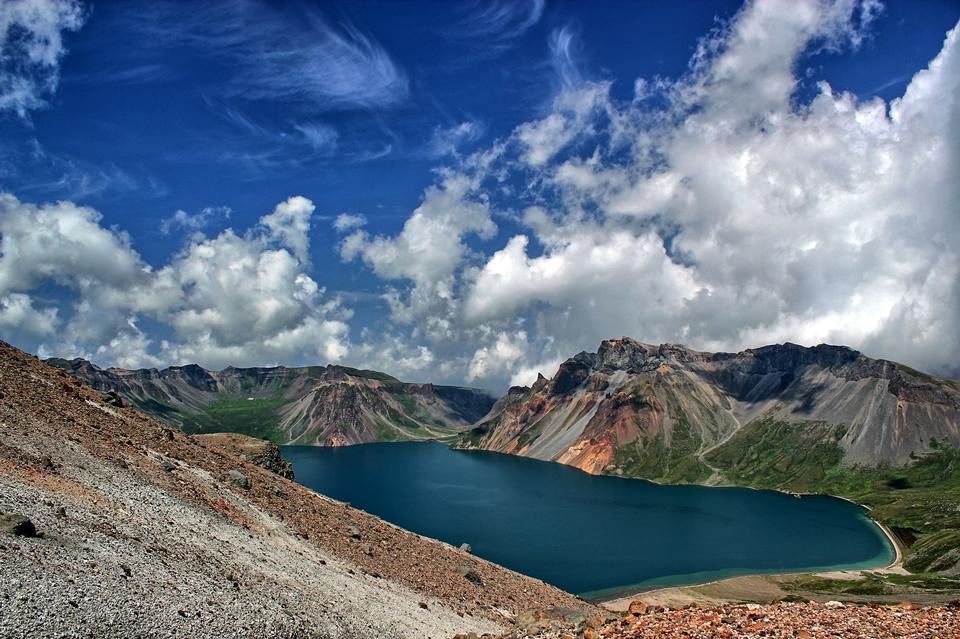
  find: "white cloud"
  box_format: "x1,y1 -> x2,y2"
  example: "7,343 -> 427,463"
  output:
333,213 -> 367,233
341,173 -> 496,286
259,195 -> 315,263
160,206 -> 232,236
0,192 -> 350,370
3,0 -> 957,390
0,293 -> 58,336
449,0 -> 544,53
467,331 -> 527,381
425,121 -> 485,158
344,0 -> 960,387
146,1 -> 407,110
294,122 -> 338,151
0,0 -> 86,116
549,26 -> 582,91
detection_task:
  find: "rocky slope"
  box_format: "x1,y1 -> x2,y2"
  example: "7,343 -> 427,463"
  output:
0,341 -> 593,638
49,357 -> 495,446
458,338 -> 960,482
485,600 -> 960,639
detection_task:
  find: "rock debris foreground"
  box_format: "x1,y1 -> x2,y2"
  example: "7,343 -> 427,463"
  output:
489,601 -> 960,638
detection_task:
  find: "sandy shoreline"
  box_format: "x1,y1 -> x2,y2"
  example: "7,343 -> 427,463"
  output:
595,510 -> 903,609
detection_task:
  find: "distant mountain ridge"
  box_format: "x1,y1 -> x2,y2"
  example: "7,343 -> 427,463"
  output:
49,357 -> 495,446
456,338 -> 960,481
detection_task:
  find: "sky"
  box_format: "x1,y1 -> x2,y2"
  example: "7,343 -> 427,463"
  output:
0,0 -> 958,391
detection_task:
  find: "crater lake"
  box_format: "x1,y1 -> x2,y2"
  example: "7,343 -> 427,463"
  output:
282,442 -> 894,599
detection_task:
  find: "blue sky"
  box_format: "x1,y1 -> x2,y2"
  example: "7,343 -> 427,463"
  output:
1,0 -> 958,390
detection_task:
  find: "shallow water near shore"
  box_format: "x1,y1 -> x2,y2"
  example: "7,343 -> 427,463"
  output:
282,442 -> 893,598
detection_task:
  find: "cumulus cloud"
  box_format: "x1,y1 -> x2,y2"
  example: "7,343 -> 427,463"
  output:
0,293 -> 58,336
259,195 -> 315,263
341,173 -> 496,287
3,0 -> 957,390
0,0 -> 86,116
0,192 -> 349,370
345,0 -> 960,386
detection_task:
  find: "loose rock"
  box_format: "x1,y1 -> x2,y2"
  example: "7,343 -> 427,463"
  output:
0,513 -> 37,537
228,469 -> 251,489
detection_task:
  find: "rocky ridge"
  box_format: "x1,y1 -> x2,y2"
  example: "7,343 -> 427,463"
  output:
458,337 -> 960,478
0,340 -> 593,638
50,357 -> 496,447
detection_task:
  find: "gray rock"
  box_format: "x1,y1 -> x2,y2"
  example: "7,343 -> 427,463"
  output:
361,545 -> 373,556
456,564 -> 483,587
459,543 -> 472,553
0,514 -> 37,537
100,390 -> 125,408
228,469 -> 251,489
346,525 -> 361,540
160,461 -> 176,472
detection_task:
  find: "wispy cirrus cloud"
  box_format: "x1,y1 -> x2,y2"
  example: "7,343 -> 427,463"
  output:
0,0 -> 87,117
423,120 -> 485,158
2,139 -> 168,201
142,0 -> 408,112
549,26 -> 584,91
446,0 -> 545,57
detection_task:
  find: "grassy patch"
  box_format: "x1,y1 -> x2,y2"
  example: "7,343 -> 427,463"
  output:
783,572 -> 960,596
178,397 -> 286,443
704,417 -> 846,491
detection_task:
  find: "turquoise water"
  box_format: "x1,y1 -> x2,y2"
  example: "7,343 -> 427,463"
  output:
282,442 -> 893,599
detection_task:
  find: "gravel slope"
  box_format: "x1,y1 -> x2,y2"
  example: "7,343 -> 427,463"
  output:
0,341 -> 594,638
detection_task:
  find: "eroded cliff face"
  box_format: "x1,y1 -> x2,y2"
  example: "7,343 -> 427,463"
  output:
456,338 -> 960,481
49,358 -> 495,446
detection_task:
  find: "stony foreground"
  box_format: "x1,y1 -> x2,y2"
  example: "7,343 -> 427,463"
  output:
485,601 -> 960,639
0,341 -> 593,638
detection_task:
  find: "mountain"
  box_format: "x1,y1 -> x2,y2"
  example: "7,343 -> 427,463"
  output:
48,357 -> 495,446
0,340 -> 592,637
456,337 -> 960,573
457,337 -> 960,480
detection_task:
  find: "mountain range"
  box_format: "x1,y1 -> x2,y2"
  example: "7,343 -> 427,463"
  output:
47,357 -> 495,446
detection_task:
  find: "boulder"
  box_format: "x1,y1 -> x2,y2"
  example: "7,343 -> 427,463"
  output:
228,469 -> 251,489
459,542 -> 472,553
627,599 -> 648,616
0,513 -> 37,537
100,390 -> 125,408
347,525 -> 362,540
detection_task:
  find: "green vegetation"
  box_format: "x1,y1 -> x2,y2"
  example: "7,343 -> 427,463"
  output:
703,417 -> 846,490
783,572 -> 960,596
705,416 -> 960,575
608,401 -> 712,484
177,397 -> 286,443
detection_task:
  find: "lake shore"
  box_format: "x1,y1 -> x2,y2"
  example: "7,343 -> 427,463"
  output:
593,504 -> 904,609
